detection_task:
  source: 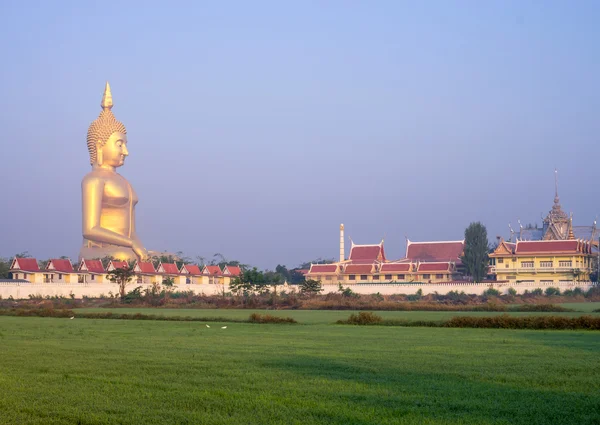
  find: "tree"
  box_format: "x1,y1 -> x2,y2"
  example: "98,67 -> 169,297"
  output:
300,279 -> 322,297
106,264 -> 137,300
275,264 -> 291,283
298,258 -> 334,270
461,222 -> 490,283
0,257 -> 10,279
162,276 -> 175,288
264,270 -> 284,298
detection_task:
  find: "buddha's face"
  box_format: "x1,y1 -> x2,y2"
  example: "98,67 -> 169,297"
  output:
98,132 -> 128,168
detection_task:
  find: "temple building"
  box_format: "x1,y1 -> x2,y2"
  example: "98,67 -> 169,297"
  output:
9,257 -> 238,287
509,171 -> 599,244
305,224 -> 465,284
489,239 -> 593,284
490,172 -> 597,283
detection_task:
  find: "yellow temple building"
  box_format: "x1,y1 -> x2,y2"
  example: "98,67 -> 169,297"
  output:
489,174 -> 597,284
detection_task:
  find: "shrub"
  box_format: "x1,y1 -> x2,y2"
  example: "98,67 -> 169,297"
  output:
248,313 -> 297,324
544,287 -> 561,296
507,287 -> 517,296
406,289 -> 423,302
509,304 -> 574,312
483,288 -> 500,297
337,311 -> 383,325
531,288 -> 543,296
444,314 -> 600,330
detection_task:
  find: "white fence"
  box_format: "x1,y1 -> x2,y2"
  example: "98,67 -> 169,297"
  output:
0,281 -> 596,299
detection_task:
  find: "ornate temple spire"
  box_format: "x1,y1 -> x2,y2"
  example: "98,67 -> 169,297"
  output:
101,81 -> 113,110
568,214 -> 575,240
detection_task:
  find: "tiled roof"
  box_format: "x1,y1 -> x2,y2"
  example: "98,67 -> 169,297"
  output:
11,258 -> 40,272
515,240 -> 585,254
223,265 -> 242,276
406,240 -> 464,262
203,265 -> 222,276
417,262 -> 451,272
344,264 -> 373,274
348,244 -> 386,263
160,263 -> 180,274
111,261 -> 129,270
309,264 -> 338,274
182,264 -> 202,275
380,263 -> 412,272
137,261 -> 156,274
82,259 -> 105,273
47,259 -> 74,273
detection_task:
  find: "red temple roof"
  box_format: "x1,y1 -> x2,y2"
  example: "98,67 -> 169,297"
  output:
223,265 -> 242,276
136,261 -> 156,274
344,264 -> 374,274
309,264 -> 338,274
515,240 -> 585,254
181,264 -> 202,275
160,263 -> 179,274
380,263 -> 412,272
406,240 -> 464,262
11,258 -> 40,272
417,262 -> 452,272
203,265 -> 222,276
110,260 -> 128,270
348,243 -> 386,263
47,259 -> 74,273
81,259 -> 105,274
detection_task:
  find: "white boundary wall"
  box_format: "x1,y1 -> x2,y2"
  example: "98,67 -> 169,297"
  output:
0,281 -> 596,299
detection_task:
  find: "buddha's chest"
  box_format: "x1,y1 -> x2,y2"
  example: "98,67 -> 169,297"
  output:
103,178 -> 138,208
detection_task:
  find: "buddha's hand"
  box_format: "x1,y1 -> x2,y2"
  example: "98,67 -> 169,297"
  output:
132,238 -> 149,260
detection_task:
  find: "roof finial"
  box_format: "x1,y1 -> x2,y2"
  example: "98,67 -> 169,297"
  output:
554,168 -> 559,203
568,213 -> 575,240
101,81 -> 113,110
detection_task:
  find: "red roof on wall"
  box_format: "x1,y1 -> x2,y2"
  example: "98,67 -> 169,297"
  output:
223,265 -> 242,276
348,244 -> 386,263
380,263 -> 412,272
11,258 -> 40,272
515,240 -> 583,254
309,264 -> 338,274
82,259 -> 105,273
137,261 -> 156,274
182,264 -> 202,275
417,262 -> 451,272
344,264 -> 373,274
406,241 -> 464,262
47,259 -> 74,273
160,263 -> 180,274
203,265 -> 222,276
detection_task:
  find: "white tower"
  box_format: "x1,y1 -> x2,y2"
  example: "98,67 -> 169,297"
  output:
340,224 -> 345,262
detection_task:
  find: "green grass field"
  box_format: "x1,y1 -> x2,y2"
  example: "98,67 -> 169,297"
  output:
1,314 -> 599,424
76,303 -> 600,324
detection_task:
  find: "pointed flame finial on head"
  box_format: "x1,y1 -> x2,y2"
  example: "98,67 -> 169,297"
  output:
101,81 -> 113,110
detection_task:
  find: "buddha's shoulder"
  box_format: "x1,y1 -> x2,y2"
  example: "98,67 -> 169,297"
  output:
81,170 -> 122,186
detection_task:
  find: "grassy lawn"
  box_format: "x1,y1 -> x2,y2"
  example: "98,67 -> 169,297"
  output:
75,306 -> 600,324
0,316 -> 599,424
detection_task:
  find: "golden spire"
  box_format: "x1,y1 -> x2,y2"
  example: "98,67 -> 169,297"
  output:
568,214 -> 575,240
101,81 -> 113,110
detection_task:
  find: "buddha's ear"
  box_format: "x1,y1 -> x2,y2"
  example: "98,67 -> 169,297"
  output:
96,140 -> 103,166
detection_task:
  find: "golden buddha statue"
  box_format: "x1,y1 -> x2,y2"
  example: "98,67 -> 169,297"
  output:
79,82 -> 148,262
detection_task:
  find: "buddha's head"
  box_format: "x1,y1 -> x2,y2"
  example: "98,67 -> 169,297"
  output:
87,82 -> 128,168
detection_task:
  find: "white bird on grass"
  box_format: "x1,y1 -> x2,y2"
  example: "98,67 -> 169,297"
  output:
205,324 -> 210,328
70,317 -> 75,320
221,326 -> 227,329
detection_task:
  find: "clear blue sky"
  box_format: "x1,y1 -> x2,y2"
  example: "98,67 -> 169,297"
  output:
1,1 -> 599,269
